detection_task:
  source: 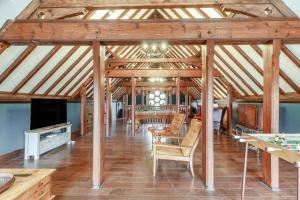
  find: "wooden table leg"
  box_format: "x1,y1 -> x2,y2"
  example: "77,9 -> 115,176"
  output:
298,166 -> 300,200
241,142 -> 249,200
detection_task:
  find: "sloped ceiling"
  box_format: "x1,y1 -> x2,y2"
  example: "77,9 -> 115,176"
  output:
0,1 -> 299,101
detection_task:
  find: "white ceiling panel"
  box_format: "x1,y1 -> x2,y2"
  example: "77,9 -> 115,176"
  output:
286,44 -> 300,59
90,10 -> 108,19
36,46 -> 89,95
201,8 -> 222,18
19,46 -> 74,93
50,51 -> 93,95
215,56 -> 252,95
224,45 -> 263,91
67,72 -> 93,96
216,46 -> 262,95
0,46 -> 54,92
279,77 -> 294,93
186,8 -> 204,19
238,45 -> 264,70
0,46 -> 27,75
279,53 -> 300,88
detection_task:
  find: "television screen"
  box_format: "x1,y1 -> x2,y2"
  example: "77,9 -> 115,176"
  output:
30,99 -> 67,129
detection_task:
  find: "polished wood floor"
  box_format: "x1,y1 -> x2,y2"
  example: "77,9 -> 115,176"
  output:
0,120 -> 297,199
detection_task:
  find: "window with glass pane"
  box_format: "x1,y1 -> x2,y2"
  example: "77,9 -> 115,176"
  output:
148,91 -> 167,106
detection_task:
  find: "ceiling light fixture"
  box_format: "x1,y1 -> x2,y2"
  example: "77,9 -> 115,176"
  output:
37,12 -> 46,19
148,77 -> 166,82
264,7 -> 272,16
141,41 -> 170,58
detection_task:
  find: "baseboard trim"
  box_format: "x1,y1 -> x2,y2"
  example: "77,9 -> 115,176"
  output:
0,149 -> 24,163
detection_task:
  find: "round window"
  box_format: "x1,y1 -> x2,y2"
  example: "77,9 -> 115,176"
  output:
149,93 -> 155,99
154,90 -> 160,96
160,100 -> 166,105
154,97 -> 160,103
149,100 -> 155,105
148,91 -> 167,106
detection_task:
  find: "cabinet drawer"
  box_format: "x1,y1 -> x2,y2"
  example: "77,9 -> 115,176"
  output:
32,182 -> 51,199
15,176 -> 51,200
40,138 -> 57,154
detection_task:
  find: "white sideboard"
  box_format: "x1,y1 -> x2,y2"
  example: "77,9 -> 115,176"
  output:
24,123 -> 72,160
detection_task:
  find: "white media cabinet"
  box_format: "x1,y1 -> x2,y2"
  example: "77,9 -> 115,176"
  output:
24,123 -> 72,160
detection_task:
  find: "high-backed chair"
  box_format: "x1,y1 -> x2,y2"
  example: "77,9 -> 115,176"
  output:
149,113 -> 185,140
153,119 -> 202,177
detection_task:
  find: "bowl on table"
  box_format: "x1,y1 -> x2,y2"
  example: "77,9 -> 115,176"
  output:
0,173 -> 15,194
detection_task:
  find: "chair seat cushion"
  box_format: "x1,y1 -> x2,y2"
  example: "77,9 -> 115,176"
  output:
151,130 -> 173,137
156,146 -> 183,156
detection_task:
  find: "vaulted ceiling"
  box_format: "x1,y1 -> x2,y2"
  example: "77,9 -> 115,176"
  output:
0,0 -> 299,101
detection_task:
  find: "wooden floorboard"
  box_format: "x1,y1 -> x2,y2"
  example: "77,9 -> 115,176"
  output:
0,121 -> 297,200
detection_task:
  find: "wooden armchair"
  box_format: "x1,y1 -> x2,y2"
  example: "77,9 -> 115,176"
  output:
149,113 -> 185,140
153,119 -> 202,177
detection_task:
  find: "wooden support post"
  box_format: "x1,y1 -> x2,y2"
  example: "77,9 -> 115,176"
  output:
227,86 -> 233,135
185,93 -> 188,106
185,90 -> 189,122
122,95 -> 126,120
169,89 -> 172,105
141,88 -> 145,106
201,40 -> 215,191
92,42 -> 105,189
262,39 -> 281,190
132,78 -> 136,136
125,94 -> 128,122
106,77 -> 112,128
176,77 -> 180,112
80,87 -> 87,136
189,94 -> 192,117
145,90 -> 148,105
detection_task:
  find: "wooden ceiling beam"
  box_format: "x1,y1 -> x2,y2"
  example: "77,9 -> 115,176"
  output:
0,45 -> 37,84
106,57 -> 201,66
0,43 -> 10,55
106,69 -> 221,78
220,4 -> 287,18
56,11 -> 87,20
118,81 -> 197,87
2,19 -> 300,44
270,0 -> 297,17
39,0 -> 271,9
17,0 -> 40,19
237,93 -> 300,102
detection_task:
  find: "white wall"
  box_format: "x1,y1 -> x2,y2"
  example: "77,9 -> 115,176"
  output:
283,0 -> 300,17
0,0 -> 31,27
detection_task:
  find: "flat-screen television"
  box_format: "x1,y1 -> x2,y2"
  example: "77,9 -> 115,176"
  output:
31,99 -> 67,129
